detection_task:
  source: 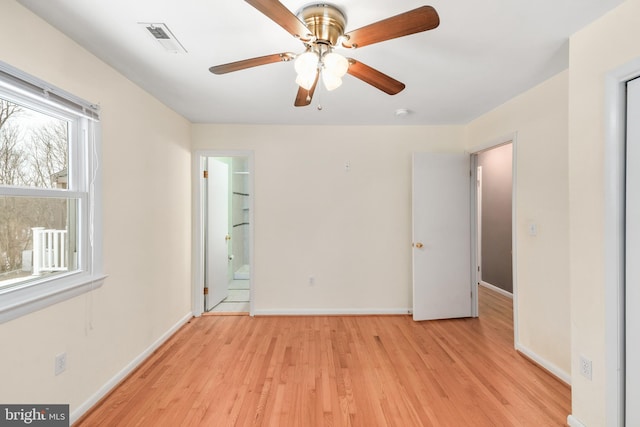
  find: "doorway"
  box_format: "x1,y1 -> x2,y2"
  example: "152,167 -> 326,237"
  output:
475,143 -> 514,299
193,151 -> 254,316
411,143 -> 516,324
470,136 -> 517,334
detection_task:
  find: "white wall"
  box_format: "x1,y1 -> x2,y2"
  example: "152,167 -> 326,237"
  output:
465,71 -> 571,378
3,0 -> 615,421
0,1 -> 192,420
193,125 -> 465,313
568,0 -> 640,425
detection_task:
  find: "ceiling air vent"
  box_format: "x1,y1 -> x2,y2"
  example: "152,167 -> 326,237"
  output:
139,22 -> 187,53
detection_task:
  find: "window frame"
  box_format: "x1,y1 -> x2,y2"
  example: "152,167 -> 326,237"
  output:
0,62 -> 105,324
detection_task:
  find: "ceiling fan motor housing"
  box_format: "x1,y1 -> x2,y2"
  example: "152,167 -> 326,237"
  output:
296,3 -> 346,46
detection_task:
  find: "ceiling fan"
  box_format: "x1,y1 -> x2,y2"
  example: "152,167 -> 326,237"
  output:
209,0 -> 440,107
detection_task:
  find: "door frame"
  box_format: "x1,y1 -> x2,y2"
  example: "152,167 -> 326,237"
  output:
192,150 -> 255,317
468,134 -> 518,340
603,56 -> 640,427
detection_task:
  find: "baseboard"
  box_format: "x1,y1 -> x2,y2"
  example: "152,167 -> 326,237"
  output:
479,280 -> 513,298
515,343 -> 571,385
70,312 -> 193,425
567,414 -> 586,427
253,308 -> 413,316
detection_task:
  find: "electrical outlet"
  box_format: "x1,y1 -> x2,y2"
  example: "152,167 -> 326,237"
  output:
55,352 -> 67,376
308,276 -> 315,286
579,355 -> 592,380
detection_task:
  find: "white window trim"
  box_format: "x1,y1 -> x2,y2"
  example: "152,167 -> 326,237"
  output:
0,62 -> 105,324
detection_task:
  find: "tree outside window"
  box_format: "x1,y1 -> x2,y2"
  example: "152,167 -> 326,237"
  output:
0,98 -> 77,288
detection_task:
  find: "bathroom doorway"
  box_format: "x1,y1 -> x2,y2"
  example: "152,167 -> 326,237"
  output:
193,151 -> 254,315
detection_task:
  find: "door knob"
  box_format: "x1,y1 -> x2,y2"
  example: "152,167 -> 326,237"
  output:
225,235 -> 231,241
414,242 -> 424,249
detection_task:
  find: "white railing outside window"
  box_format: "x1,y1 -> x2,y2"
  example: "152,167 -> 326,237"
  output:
32,227 -> 68,275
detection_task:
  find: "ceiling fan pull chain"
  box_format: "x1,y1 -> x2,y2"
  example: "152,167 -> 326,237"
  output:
317,76 -> 323,110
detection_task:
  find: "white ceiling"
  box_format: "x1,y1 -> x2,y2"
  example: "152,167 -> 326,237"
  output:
17,0 -> 623,125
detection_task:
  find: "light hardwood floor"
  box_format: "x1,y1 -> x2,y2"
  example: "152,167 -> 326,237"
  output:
77,287 -> 570,426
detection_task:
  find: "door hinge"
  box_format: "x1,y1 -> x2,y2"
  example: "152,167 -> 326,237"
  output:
203,287 -> 209,295
203,170 -> 208,179
477,266 -> 480,272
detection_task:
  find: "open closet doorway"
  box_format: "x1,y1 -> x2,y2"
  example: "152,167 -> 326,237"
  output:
193,151 -> 254,316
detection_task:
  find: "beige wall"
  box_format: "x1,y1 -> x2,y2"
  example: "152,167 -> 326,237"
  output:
0,0 -> 192,419
465,71 -> 571,378
7,0 -> 634,422
193,125 -> 465,312
569,0 -> 640,424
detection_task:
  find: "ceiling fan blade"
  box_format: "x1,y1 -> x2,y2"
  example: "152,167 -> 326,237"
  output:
342,6 -> 439,49
245,0 -> 311,40
209,52 -> 295,74
346,59 -> 405,95
294,71 -> 319,107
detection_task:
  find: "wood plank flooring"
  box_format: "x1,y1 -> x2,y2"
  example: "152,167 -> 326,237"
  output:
76,286 -> 570,426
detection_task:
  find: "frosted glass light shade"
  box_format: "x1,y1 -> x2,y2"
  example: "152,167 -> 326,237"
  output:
296,72 -> 317,90
323,52 -> 349,78
295,52 -> 319,76
295,51 -> 319,90
322,72 -> 342,91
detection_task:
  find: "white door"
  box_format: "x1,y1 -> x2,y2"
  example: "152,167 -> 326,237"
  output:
412,152 -> 473,321
626,76 -> 640,426
206,158 -> 229,311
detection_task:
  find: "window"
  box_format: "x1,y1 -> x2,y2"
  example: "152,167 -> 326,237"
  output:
0,62 -> 104,323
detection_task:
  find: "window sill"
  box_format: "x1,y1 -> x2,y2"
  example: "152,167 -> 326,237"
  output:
0,272 -> 107,324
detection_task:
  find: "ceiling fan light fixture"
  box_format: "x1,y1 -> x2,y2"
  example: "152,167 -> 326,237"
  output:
295,51 -> 319,75
295,51 -> 319,89
209,1 -> 440,107
296,72 -> 316,90
323,52 -> 348,78
320,51 -> 348,91
321,72 -> 342,91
